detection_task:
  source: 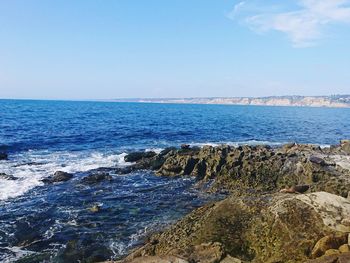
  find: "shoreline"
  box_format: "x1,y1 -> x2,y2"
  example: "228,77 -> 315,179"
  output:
112,95 -> 350,109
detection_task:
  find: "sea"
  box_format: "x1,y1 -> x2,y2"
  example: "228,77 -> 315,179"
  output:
1,99 -> 350,262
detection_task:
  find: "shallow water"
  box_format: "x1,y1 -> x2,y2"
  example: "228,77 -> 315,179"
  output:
1,100 -> 350,262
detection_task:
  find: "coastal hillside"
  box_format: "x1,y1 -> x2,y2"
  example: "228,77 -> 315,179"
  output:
117,95 -> 350,108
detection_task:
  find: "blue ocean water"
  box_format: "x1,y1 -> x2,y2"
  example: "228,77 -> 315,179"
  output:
0,99 -> 350,262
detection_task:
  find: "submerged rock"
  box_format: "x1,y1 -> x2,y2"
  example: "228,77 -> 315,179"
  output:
42,171 -> 73,183
81,173 -> 112,184
0,172 -> 18,180
89,204 -> 101,213
0,152 -> 8,160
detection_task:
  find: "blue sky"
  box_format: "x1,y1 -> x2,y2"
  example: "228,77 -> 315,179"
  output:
0,0 -> 349,100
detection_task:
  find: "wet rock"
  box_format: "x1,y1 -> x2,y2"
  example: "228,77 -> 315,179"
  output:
124,151 -> 157,162
42,171 -> 73,183
159,147 -> 177,156
56,239 -> 112,263
0,173 -> 18,180
81,173 -> 112,184
0,152 -> 8,160
181,144 -> 190,150
114,166 -> 136,175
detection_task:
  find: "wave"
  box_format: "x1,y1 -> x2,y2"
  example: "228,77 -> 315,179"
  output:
0,150 -> 128,201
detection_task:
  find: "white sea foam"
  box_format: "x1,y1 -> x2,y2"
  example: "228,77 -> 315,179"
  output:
0,246 -> 35,263
190,140 -> 287,148
145,148 -> 163,154
0,151 -> 128,201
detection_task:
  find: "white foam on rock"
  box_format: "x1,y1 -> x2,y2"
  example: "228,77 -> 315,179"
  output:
0,150 -> 128,201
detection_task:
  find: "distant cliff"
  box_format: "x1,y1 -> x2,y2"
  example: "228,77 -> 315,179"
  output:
117,95 -> 350,108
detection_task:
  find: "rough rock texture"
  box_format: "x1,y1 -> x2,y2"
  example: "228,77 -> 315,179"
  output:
124,192 -> 350,263
125,143 -> 350,198
119,141 -> 350,263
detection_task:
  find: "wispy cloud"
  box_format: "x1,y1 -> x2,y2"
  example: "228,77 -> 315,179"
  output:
229,0 -> 350,47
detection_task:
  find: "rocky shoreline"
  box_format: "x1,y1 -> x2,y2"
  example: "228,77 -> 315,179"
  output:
109,140 -> 350,263
3,141 -> 350,262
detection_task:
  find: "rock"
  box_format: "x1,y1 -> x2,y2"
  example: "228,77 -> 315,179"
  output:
42,171 -> 73,183
306,254 -> 339,263
340,140 -> 350,154
0,152 -> 8,160
114,166 -> 136,175
311,234 -> 348,258
55,239 -> 112,262
339,244 -> 350,253
81,173 -> 112,185
307,252 -> 350,263
124,151 -> 157,162
188,242 -> 225,263
152,143 -> 350,197
341,218 -> 350,227
181,144 -> 190,150
89,205 -> 101,213
339,252 -> 350,263
309,156 -> 326,166
324,249 -> 340,256
280,185 -> 310,194
122,256 -> 188,263
125,192 -> 350,263
0,173 -> 18,180
220,255 -> 242,263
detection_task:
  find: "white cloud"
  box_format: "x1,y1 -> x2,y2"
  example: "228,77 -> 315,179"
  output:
230,0 -> 350,47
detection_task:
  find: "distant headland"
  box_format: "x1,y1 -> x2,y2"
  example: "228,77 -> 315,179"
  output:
114,95 -> 350,108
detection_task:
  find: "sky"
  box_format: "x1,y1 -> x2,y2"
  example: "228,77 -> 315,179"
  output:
0,0 -> 349,100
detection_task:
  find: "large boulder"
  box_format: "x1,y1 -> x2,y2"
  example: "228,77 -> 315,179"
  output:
124,192 -> 350,263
